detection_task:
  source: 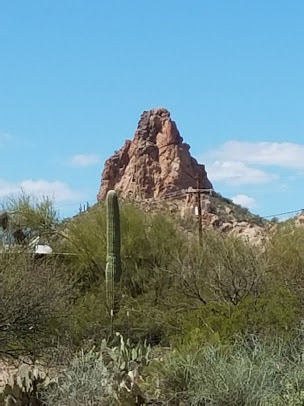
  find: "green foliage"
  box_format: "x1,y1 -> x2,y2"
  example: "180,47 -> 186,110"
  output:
63,284 -> 111,346
41,348 -> 116,406
0,364 -> 49,406
113,293 -> 182,345
57,201 -> 183,295
41,334 -> 151,406
3,193 -> 304,405
210,192 -> 265,225
170,229 -> 264,304
159,333 -> 304,405
173,286 -> 301,348
0,253 -> 73,355
265,224 -> 304,300
43,202 -> 304,354
103,227 -> 303,347
1,193 -> 59,245
66,286 -> 179,346
54,203 -> 108,289
271,216 -> 279,223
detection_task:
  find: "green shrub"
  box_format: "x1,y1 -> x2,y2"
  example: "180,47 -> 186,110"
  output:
67,287 -> 179,347
41,348 -> 116,406
54,203 -> 108,289
63,284 -> 111,346
54,207 -> 304,351
1,193 -> 60,245
160,334 -> 304,405
168,229 -> 264,306
41,334 -> 151,406
170,285 -> 302,348
0,253 -> 73,355
56,202 -> 182,293
0,364 -> 49,406
265,224 -> 304,301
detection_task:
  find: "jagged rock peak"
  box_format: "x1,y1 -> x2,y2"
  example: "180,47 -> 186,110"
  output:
97,107 -> 213,200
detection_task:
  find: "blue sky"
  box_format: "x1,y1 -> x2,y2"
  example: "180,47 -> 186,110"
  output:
0,1 -> 304,219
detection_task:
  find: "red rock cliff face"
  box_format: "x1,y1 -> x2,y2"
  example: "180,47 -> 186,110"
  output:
97,108 -> 213,200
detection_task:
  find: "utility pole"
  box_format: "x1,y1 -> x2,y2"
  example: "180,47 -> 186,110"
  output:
185,177 -> 213,244
195,173 -> 203,245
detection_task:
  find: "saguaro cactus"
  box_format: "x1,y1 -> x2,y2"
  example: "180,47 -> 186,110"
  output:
105,190 -> 122,314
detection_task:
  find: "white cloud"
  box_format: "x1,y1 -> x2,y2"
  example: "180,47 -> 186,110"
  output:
0,178 -> 82,202
203,140 -> 304,186
207,160 -> 277,184
68,154 -> 100,167
211,141 -> 304,169
232,194 -> 257,209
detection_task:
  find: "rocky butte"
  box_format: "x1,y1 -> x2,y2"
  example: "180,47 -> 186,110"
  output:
97,107 -> 269,245
97,107 -> 213,200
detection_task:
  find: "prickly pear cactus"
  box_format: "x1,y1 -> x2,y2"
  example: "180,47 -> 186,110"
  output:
99,333 -> 151,401
101,333 -> 151,379
105,190 -> 122,313
0,364 -> 50,405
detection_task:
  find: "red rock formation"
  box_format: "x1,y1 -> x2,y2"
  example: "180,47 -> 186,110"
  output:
97,107 -> 213,200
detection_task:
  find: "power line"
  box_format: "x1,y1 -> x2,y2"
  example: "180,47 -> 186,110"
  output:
263,209 -> 303,219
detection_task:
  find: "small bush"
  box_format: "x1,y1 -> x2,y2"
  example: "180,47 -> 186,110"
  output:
63,284 -> 110,346
41,334 -> 151,406
41,349 -> 116,406
160,334 -> 304,405
0,253 -> 73,355
1,193 -> 60,245
265,224 -> 304,301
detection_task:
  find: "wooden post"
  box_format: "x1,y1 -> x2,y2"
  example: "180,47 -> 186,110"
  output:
184,183 -> 214,244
